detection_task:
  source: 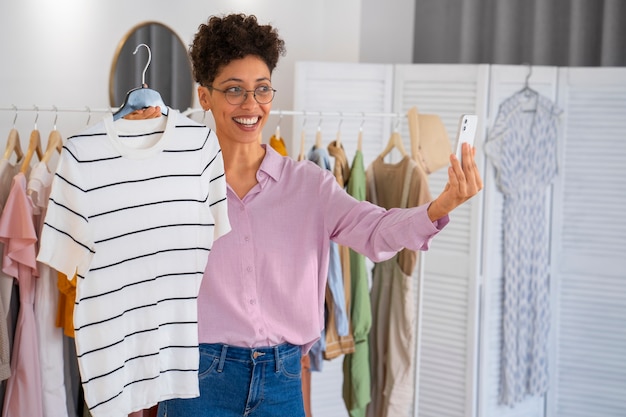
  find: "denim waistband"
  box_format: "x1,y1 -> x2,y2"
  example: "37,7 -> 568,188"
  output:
199,342 -> 300,364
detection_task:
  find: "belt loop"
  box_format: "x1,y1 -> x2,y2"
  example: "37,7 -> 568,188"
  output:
274,345 -> 280,373
218,344 -> 228,373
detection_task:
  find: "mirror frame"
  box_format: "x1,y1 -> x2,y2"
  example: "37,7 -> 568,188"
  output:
109,21 -> 194,111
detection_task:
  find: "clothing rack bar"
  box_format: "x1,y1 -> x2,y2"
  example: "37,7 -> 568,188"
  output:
183,108 -> 404,119
1,106 -> 404,119
0,105 -> 114,115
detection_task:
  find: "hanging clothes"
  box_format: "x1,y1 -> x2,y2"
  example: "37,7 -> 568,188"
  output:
0,158 -> 17,375
0,172 -> 43,417
36,111 -> 230,417
484,90 -> 560,406
342,148 -> 372,417
366,155 -> 431,417
325,140 -> 355,360
269,134 -> 289,156
56,272 -> 77,337
306,145 -> 350,371
0,159 -> 19,315
29,160 -> 69,417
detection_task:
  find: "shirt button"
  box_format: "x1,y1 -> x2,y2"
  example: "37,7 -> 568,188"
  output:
244,236 -> 250,242
249,299 -> 256,305
246,266 -> 252,272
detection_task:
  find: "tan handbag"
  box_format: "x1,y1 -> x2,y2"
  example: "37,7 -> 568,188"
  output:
407,106 -> 451,174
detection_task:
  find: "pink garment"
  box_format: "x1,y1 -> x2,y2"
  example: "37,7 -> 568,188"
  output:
0,159 -> 20,322
0,173 -> 43,417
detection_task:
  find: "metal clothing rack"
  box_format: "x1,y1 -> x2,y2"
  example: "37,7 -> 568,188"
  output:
183,108 -> 404,120
0,106 -> 405,120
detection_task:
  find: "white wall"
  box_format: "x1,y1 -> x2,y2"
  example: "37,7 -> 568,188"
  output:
0,0 -> 390,139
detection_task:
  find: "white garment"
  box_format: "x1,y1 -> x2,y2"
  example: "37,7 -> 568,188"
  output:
37,110 -> 230,417
484,90 -> 560,406
29,161 -> 69,417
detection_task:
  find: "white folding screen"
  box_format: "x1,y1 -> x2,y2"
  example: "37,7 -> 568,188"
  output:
548,67 -> 626,417
393,64 -> 489,417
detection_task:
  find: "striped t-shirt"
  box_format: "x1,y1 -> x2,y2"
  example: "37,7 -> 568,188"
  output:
37,110 -> 230,417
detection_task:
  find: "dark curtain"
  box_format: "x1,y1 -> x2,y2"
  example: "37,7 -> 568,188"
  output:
413,0 -> 626,66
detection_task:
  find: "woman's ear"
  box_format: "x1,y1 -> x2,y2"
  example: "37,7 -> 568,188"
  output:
197,85 -> 211,111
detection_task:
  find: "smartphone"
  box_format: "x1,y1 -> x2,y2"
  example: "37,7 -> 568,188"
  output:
455,114 -> 478,163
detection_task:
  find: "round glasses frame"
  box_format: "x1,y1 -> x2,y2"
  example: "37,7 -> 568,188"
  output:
208,86 -> 277,105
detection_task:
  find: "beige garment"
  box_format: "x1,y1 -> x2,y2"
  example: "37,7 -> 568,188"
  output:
365,155 -> 431,417
366,156 -> 431,276
407,106 -> 451,175
368,258 -> 415,417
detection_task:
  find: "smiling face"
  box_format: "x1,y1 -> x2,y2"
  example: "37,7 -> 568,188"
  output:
198,55 -> 273,146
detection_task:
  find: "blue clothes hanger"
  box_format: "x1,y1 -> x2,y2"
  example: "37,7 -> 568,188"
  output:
113,43 -> 169,121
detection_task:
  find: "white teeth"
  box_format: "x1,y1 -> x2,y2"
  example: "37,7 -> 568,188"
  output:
234,117 -> 259,126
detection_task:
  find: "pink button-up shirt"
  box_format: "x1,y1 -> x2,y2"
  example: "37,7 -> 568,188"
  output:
198,145 -> 448,351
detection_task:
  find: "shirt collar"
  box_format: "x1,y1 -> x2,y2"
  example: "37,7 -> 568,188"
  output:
257,144 -> 284,183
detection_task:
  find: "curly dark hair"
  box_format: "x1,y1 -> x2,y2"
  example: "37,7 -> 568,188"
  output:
189,13 -> 286,87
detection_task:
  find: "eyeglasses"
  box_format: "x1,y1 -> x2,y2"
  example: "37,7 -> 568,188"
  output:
208,85 -> 277,105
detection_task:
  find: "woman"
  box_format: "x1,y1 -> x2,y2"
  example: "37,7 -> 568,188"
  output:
157,13 -> 482,417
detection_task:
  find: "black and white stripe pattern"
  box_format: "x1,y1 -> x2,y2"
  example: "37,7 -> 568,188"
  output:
37,110 -> 230,416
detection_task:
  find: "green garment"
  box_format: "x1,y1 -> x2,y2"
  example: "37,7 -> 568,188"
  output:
342,150 -> 372,417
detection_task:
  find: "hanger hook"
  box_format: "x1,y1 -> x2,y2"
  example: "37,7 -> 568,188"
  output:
393,115 -> 401,132
12,105 -> 18,127
301,110 -> 307,129
275,110 -> 283,130
317,111 -> 323,131
85,106 -> 92,126
133,43 -> 151,87
52,105 -> 58,130
524,64 -> 532,89
360,112 -> 366,131
33,105 -> 39,129
336,112 -> 343,132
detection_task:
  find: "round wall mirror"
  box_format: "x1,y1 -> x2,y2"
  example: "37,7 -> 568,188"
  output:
109,21 -> 194,111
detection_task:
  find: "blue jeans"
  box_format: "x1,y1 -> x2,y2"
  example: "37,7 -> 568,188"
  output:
157,343 -> 305,417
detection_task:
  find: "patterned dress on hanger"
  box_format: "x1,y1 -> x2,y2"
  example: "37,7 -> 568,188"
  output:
484,90 -> 560,406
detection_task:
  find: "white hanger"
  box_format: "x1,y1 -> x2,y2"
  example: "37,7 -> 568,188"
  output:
297,111 -> 307,161
335,112 -> 343,147
315,113 -> 323,149
357,113 -> 365,152
274,110 -> 283,139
